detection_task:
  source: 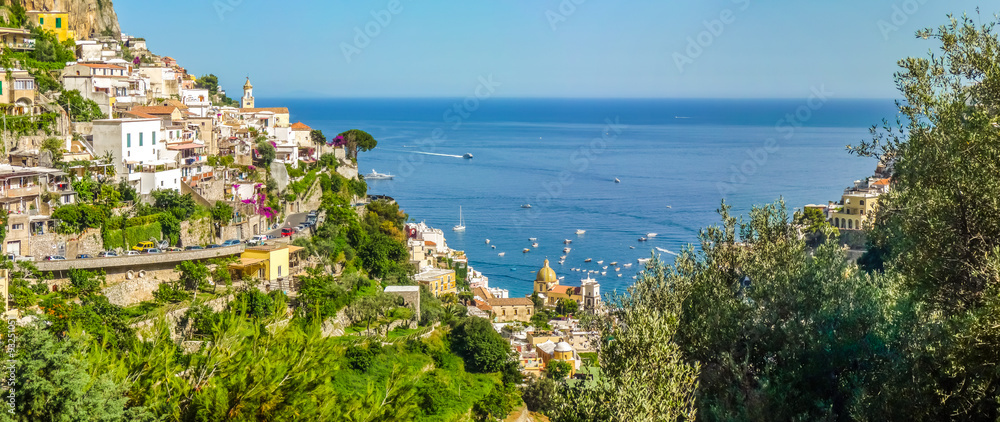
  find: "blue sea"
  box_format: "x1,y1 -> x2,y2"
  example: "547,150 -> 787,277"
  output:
263,98 -> 898,297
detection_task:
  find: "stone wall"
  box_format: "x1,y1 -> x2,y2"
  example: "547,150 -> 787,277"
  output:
102,267 -> 179,306
180,216 -> 215,247
132,294 -> 233,341
28,228 -> 103,258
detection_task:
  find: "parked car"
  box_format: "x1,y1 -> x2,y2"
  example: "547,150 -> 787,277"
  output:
97,251 -> 117,257
221,239 -> 241,247
44,256 -> 66,261
281,228 -> 294,237
133,241 -> 156,252
126,250 -> 141,256
207,244 -> 221,249
143,248 -> 162,254
165,247 -> 183,252
248,235 -> 269,246
76,254 -> 92,259
184,245 -> 204,251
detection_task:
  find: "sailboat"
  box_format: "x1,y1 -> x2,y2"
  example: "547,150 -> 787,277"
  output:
453,207 -> 466,232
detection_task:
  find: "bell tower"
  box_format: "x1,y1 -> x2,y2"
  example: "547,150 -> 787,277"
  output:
241,77 -> 255,108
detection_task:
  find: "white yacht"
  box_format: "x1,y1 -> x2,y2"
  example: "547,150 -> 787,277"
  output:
576,229 -> 586,235
365,169 -> 395,180
563,247 -> 571,253
453,206 -> 466,232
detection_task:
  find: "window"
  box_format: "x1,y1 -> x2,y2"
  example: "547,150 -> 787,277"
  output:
139,133 -> 143,146
152,132 -> 156,145
11,224 -> 23,230
55,17 -> 61,28
14,80 -> 34,90
278,265 -> 282,276
160,181 -> 163,186
39,18 -> 43,25
127,134 -> 131,147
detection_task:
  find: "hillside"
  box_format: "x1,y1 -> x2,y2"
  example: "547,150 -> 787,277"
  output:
14,0 -> 120,38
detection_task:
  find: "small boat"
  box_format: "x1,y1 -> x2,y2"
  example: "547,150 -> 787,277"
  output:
563,239 -> 572,244
638,237 -> 647,242
610,261 -> 618,266
647,233 -> 658,238
532,243 -> 539,248
576,229 -> 586,235
615,267 -> 621,272
453,206 -> 466,232
563,247 -> 571,253
602,266 -> 608,270
558,260 -> 565,265
511,267 -> 518,271
523,248 -> 530,253
498,252 -> 505,257
584,258 -> 592,263
365,169 -> 395,180
618,274 -> 623,277
629,246 -> 636,249
529,237 -> 537,242
463,153 -> 474,159
597,260 -> 604,265
666,205 -> 672,209
601,271 -> 607,276
521,204 -> 532,209
623,263 -> 633,268
637,258 -> 651,264
614,178 -> 621,183
485,239 -> 490,244
491,245 -> 496,249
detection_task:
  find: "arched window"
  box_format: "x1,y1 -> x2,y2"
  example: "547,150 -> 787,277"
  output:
834,218 -> 840,228
848,220 -> 853,229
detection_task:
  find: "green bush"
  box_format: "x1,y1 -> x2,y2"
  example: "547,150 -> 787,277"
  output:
102,222 -> 162,250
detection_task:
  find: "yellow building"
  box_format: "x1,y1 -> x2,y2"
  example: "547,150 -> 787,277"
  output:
830,192 -> 880,231
229,244 -> 303,282
536,340 -> 579,378
415,268 -> 457,297
27,10 -> 76,42
533,260 -> 601,310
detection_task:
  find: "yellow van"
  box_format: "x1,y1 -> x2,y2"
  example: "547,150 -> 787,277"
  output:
132,241 -> 156,252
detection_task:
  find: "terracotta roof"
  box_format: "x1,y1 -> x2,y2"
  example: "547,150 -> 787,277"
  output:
487,298 -> 533,307
475,300 -> 492,312
240,107 -> 289,114
130,106 -> 178,116
290,121 -> 311,130
163,99 -> 189,110
872,178 -> 890,186
548,286 -> 579,295
473,287 -> 493,300
124,111 -> 156,119
424,241 -> 437,246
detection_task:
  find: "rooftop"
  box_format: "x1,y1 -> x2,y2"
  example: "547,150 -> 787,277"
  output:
414,268 -> 455,281
486,297 -> 533,307
384,286 -> 420,293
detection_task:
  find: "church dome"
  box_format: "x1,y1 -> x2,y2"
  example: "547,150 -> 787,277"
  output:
536,259 -> 557,283
555,342 -> 573,353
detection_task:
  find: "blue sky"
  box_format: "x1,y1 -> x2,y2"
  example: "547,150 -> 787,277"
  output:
116,0 -> 990,98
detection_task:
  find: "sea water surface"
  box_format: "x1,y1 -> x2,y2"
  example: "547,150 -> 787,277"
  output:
263,98 -> 898,297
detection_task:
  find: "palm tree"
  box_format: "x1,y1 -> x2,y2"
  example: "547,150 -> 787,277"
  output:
310,129 -> 326,160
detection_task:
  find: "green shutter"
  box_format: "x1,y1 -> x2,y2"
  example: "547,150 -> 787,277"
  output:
56,18 -> 61,28
139,133 -> 143,146
127,134 -> 131,147
152,132 -> 156,145
39,18 -> 43,25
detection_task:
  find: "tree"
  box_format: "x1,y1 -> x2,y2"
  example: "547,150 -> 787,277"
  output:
449,317 -> 516,374
255,139 -> 276,169
40,137 -> 64,163
555,298 -> 578,316
544,360 -> 572,380
194,74 -> 220,95
521,376 -> 558,413
210,201 -> 233,240
177,260 -> 210,291
310,129 -> 326,157
338,129 -> 378,161
57,89 -> 106,122
30,26 -> 74,63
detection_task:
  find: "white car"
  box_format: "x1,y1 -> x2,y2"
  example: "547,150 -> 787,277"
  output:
126,250 -> 141,256
248,235 -> 269,246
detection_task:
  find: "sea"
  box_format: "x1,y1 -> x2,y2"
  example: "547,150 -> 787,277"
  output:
261,98 -> 899,298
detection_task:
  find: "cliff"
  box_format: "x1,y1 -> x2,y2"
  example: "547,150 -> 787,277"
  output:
16,0 -> 121,39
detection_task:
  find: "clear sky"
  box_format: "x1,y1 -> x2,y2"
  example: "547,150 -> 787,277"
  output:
116,0 -> 991,99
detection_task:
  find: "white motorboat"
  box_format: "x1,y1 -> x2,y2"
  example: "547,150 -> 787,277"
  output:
529,237 -> 537,242
638,237 -> 648,242
601,271 -> 607,276
584,258 -> 592,262
532,243 -> 539,248
623,263 -> 633,268
602,266 -> 608,270
610,261 -> 618,266
521,204 -> 532,209
563,239 -> 572,244
614,178 -> 621,183
558,260 -> 565,265
365,169 -> 395,180
637,258 -> 651,264
463,153 -> 474,159
629,246 -> 636,249
618,274 -> 623,277
597,260 -> 604,265
498,252 -> 505,257
647,233 -> 658,238
453,206 -> 466,232
563,247 -> 571,253
522,248 -> 530,253
615,267 -> 621,272
491,245 -> 496,249
576,229 -> 586,235
485,239 -> 490,244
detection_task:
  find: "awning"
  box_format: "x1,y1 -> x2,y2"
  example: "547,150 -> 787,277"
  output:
167,143 -> 204,151
229,257 -> 267,269
287,245 -> 305,254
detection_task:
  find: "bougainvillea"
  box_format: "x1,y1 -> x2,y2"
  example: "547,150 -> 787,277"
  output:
234,183 -> 277,219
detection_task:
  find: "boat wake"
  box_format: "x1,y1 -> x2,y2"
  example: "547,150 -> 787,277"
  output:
656,247 -> 679,256
409,151 -> 464,159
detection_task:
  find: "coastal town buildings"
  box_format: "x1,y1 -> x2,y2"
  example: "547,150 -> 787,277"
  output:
532,260 -> 602,311
536,341 -> 581,377
828,177 -> 890,231
473,286 -> 534,323
27,10 -> 75,42
1,68 -> 37,115
414,268 -> 457,297
0,28 -> 33,52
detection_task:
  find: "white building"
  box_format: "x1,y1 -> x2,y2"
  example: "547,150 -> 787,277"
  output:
406,222 -> 449,254
91,118 -> 180,194
180,88 -> 210,118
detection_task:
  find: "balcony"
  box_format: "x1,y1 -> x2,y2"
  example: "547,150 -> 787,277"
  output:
2,185 -> 40,198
